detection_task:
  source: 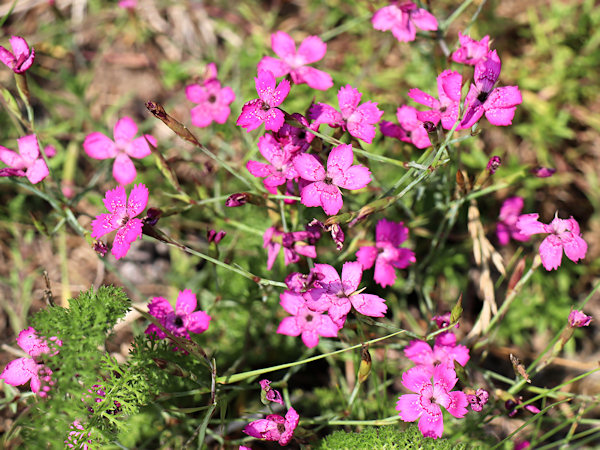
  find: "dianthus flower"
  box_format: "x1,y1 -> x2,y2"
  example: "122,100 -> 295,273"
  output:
568,310 -> 592,328
259,379 -> 284,405
396,364 -> 468,439
408,70 -> 462,130
460,50 -> 522,129
0,36 -> 35,73
372,1 -> 438,43
404,332 -> 470,374
516,213 -> 587,271
466,388 -> 489,412
237,70 -> 290,132
530,166 -> 556,178
294,143 -> 371,215
247,133 -> 299,194
356,219 -> 416,288
91,184 -> 148,259
145,289 -> 211,340
83,116 -> 157,185
243,406 -> 299,446
305,262 -> 387,328
258,31 -> 333,91
309,85 -> 384,143
451,32 -> 490,66
263,226 -> 319,270
186,63 -> 236,128
496,197 -> 530,246
275,113 -> 318,154
0,327 -> 61,397
0,134 -> 49,184
277,291 -> 339,348
380,105 -> 431,149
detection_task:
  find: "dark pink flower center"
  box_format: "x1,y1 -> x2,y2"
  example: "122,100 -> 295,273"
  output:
208,94 -> 217,103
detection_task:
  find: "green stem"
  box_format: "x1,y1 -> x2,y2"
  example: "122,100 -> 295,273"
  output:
216,330 -> 406,384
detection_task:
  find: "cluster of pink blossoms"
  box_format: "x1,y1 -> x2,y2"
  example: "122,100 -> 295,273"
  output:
243,379 -> 299,446
238,31 -> 378,217
278,262 -> 387,348
382,30 -> 522,148
397,316 -> 485,439
0,327 -> 62,397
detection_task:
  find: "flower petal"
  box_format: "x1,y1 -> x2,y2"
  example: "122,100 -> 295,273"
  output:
113,116 -> 138,142
126,183 -> 149,217
341,261 -> 363,294
257,55 -> 290,78
297,35 -> 327,64
111,218 -> 143,259
113,153 -> 137,185
185,310 -> 211,334
271,31 -> 296,60
83,132 -> 117,160
176,289 -> 198,315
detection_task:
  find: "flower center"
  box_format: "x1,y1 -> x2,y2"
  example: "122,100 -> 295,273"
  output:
174,315 -> 184,327
120,215 -> 130,227
208,94 -> 217,103
477,91 -> 490,103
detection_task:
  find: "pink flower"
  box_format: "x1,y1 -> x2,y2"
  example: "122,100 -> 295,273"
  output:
0,134 -> 49,184
243,406 -> 299,446
0,327 -> 61,397
380,105 -> 431,149
496,197 -> 530,246
247,134 -> 299,194
309,85 -> 384,143
356,219 -> 416,288
294,144 -> 371,215
408,70 -> 462,130
396,364 -> 468,439
451,32 -> 490,66
306,262 -> 387,328
90,184 -> 148,259
145,289 -> 211,340
568,310 -> 592,328
259,379 -> 284,405
460,50 -> 522,128
236,70 -> 290,132
516,213 -> 587,271
263,226 -> 319,270
258,31 -> 333,91
186,63 -> 236,128
466,388 -> 489,412
118,0 -> 137,9
83,116 -> 157,185
404,332 -> 470,373
530,166 -> 556,178
277,291 -> 339,348
372,2 -> 438,43
0,36 -> 35,73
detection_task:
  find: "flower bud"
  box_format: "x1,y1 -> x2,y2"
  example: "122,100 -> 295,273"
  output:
357,345 -> 372,384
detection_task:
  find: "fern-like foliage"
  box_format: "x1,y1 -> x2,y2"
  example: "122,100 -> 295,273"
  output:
318,425 -> 470,450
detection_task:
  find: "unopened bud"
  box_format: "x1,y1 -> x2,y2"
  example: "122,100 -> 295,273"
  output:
226,193 -> 248,207
530,166 -> 556,178
357,345 -> 372,384
144,207 -> 162,226
207,229 -> 226,244
93,241 -> 108,257
487,156 -> 501,174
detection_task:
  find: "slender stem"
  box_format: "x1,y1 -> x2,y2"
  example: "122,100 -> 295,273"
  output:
216,330 -> 406,384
